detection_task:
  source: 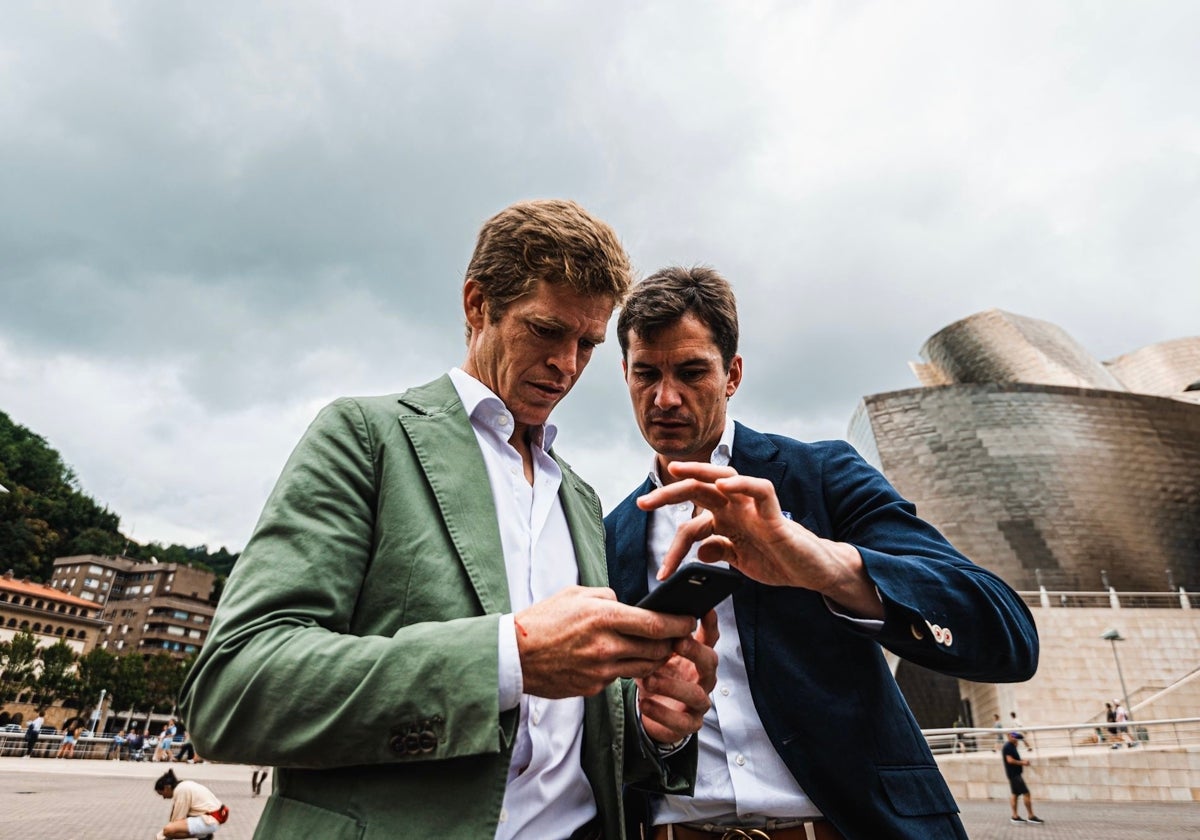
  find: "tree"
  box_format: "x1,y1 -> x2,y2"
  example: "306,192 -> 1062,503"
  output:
143,653 -> 187,714
111,652 -> 148,726
32,639 -> 78,707
71,647 -> 118,716
0,629 -> 40,703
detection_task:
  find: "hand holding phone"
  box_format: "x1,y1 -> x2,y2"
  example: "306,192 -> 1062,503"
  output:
636,562 -> 741,617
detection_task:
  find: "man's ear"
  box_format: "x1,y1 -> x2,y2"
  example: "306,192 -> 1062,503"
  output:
463,279 -> 487,333
726,354 -> 743,398
621,357 -> 628,380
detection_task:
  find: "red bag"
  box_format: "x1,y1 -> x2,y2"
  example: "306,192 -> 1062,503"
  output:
209,804 -> 230,824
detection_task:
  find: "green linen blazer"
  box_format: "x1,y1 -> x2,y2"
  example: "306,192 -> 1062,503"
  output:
178,375 -> 691,839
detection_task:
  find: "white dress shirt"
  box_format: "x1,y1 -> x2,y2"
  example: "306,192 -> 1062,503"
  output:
644,420 -> 885,826
449,368 -> 594,840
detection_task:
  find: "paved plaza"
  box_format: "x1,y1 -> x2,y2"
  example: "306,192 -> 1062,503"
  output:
2,756 -> 1199,838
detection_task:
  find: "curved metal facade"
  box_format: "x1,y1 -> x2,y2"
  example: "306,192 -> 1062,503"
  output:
850,310 -> 1200,593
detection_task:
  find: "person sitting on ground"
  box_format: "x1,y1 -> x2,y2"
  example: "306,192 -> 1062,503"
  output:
126,729 -> 145,760
1112,699 -> 1137,748
153,769 -> 229,839
173,729 -> 196,763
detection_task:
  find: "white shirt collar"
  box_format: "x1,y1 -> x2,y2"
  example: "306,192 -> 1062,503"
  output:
448,367 -> 558,451
648,416 -> 735,489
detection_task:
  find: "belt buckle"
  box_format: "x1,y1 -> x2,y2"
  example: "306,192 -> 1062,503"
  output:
720,831 -> 772,840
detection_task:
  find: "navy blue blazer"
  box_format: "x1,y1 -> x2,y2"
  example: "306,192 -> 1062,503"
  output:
605,423 -> 1039,840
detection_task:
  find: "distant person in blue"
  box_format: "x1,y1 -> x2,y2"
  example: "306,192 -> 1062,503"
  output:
106,729 -> 128,760
1002,731 -> 1043,824
154,718 -> 178,762
605,266 -> 1040,840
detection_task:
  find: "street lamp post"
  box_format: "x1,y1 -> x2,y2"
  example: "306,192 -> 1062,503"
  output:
1101,628 -> 1132,721
90,689 -> 106,734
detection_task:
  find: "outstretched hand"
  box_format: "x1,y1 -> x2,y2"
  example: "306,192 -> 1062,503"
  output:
637,462 -> 883,619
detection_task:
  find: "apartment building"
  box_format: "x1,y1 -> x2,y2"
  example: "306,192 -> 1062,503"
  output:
49,555 -> 216,659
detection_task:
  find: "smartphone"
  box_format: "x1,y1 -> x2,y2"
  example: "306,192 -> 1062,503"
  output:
635,562 -> 742,617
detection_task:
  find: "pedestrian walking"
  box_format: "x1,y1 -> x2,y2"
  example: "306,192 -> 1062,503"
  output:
153,768 -> 229,839
251,766 -> 269,797
23,710 -> 44,757
1002,731 -> 1044,825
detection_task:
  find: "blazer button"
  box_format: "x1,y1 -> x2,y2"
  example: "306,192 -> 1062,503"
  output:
389,735 -> 407,755
910,624 -> 924,640
405,732 -> 422,753
418,730 -> 437,753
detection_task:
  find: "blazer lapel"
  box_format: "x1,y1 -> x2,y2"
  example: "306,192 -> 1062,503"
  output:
555,455 -> 608,588
397,375 -> 511,614
610,478 -> 654,603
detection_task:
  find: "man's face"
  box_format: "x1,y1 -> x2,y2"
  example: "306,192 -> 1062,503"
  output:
464,278 -> 613,436
623,313 -> 742,470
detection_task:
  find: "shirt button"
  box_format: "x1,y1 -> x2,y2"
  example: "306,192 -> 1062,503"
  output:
531,710 -> 541,725
499,808 -> 508,823
498,415 -> 509,426
735,754 -> 746,766
720,686 -> 731,696
510,467 -> 519,476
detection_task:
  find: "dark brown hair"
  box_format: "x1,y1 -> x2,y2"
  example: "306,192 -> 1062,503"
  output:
464,199 -> 631,338
154,768 -> 178,792
617,265 -> 739,367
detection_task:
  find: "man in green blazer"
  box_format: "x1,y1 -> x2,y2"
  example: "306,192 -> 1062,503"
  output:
179,200 -> 716,840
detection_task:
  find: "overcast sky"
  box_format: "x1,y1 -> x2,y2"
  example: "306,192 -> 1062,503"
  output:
2,2 -> 1197,552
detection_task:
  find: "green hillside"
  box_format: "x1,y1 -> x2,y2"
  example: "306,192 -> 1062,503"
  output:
0,410 -> 238,582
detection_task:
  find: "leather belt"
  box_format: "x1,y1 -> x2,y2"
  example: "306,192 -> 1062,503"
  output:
650,821 -> 844,840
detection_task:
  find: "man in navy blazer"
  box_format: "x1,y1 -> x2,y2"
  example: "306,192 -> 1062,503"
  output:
604,266 -> 1039,840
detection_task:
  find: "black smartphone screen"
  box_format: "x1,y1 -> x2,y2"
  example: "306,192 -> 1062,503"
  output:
635,562 -> 742,617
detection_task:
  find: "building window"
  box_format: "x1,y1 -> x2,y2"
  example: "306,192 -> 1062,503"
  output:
88,565 -> 102,574
84,578 -> 100,589
81,592 -> 96,601
167,626 -> 185,637
171,610 -> 189,621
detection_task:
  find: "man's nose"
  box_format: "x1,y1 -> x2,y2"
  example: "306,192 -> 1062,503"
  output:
548,342 -> 578,377
654,379 -> 682,409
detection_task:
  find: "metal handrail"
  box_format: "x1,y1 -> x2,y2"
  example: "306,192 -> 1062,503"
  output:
924,716 -> 1200,756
